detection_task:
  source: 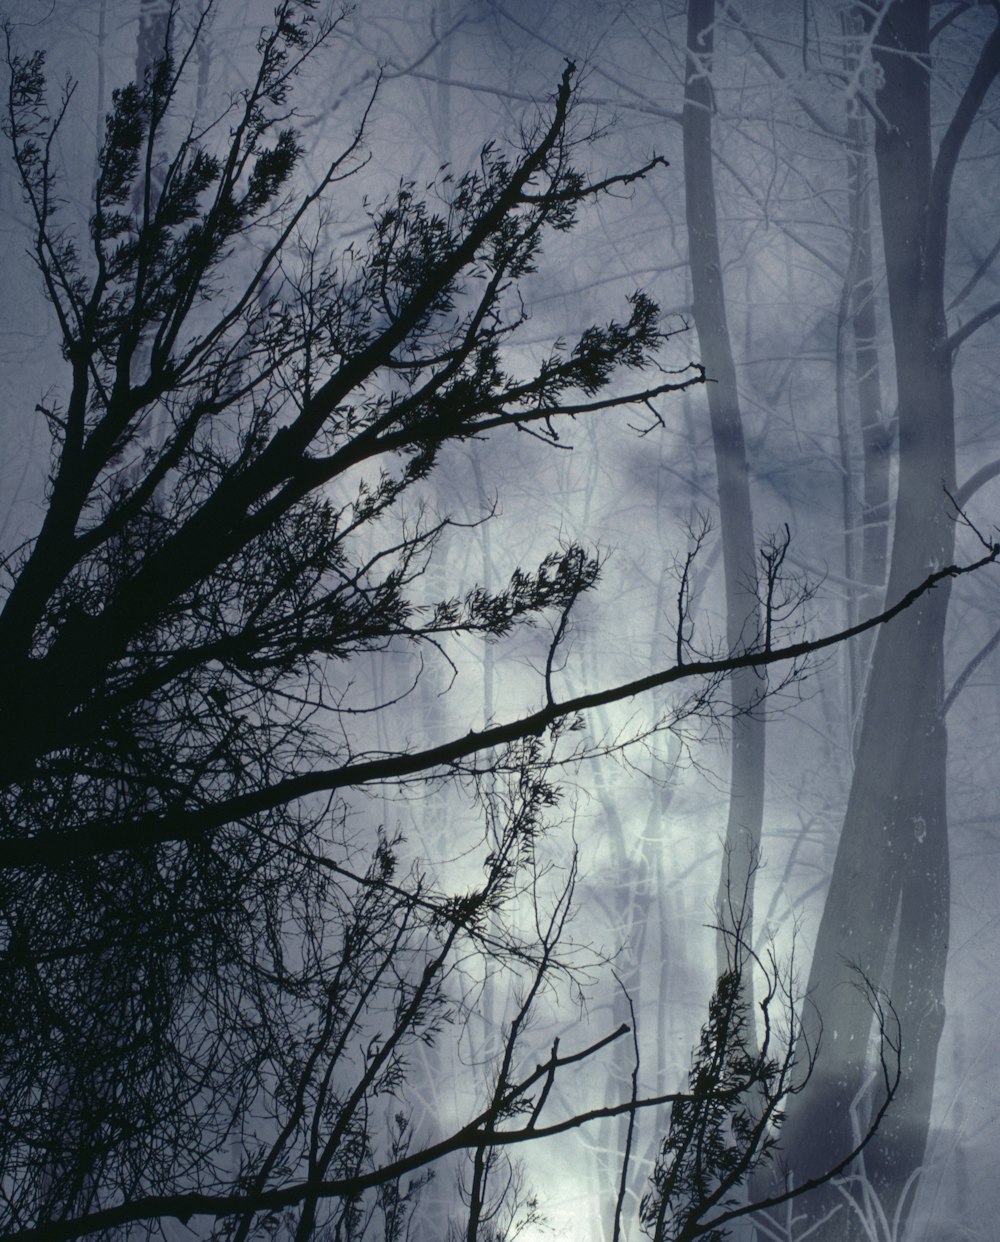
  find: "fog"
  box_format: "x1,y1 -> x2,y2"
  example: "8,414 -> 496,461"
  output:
1,2 -> 999,1240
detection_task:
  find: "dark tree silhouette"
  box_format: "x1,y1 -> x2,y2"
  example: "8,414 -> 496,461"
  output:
639,903 -> 900,1242
0,3 -> 994,1239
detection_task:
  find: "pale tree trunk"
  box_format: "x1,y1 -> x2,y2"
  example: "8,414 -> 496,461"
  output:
683,0 -> 765,982
843,8 -> 891,743
849,120 -> 890,636
780,5 -> 1000,1236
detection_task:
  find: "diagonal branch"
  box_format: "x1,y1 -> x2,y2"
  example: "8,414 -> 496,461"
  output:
946,296 -> 1000,355
2,546 -> 995,870
929,10 -> 1000,262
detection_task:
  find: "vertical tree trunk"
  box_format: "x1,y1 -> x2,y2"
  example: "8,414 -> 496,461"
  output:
683,0 -> 765,981
848,112 -> 890,636
781,5 -> 1000,1235
843,9 -> 891,750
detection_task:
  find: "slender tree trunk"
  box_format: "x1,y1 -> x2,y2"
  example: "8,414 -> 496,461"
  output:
849,128 -> 889,632
844,8 -> 890,745
683,0 -> 765,981
781,4 -> 1000,1234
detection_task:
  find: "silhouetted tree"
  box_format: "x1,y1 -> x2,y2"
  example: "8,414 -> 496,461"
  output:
640,915 -> 899,1242
1,3 -> 993,1239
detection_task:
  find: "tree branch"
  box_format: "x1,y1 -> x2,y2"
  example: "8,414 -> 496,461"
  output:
929,10 -> 1000,260
946,296 -> 1000,355
2,546 -> 994,870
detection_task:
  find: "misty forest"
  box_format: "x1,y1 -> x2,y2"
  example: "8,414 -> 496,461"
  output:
1,1 -> 1000,1239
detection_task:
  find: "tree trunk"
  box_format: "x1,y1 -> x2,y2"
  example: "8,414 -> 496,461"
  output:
843,7 -> 890,737
683,0 -> 765,984
780,4 -> 1000,1234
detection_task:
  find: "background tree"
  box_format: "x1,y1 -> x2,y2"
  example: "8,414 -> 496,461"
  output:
779,8 -> 1000,1237
683,0 -> 766,992
393,6 -> 1000,1234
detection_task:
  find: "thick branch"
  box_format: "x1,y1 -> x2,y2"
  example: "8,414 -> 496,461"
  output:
944,623 -> 1000,714
955,457 -> 1000,508
929,11 -> 1000,263
4,1025 -> 689,1242
946,296 -> 1000,355
2,548 -> 994,870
